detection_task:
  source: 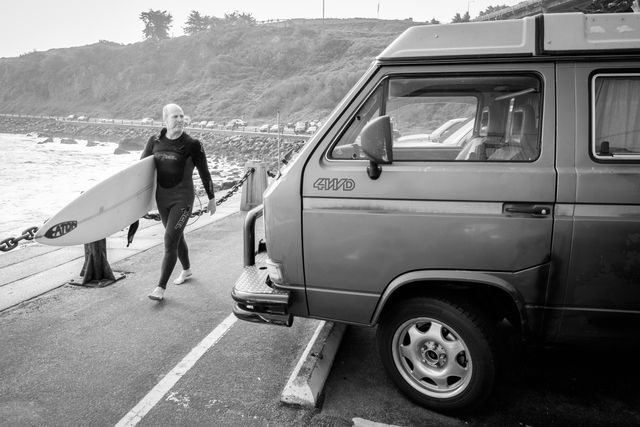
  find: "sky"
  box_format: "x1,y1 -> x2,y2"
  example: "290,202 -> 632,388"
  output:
0,0 -> 523,58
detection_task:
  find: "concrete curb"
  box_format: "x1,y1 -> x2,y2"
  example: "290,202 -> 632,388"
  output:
280,320 -> 346,407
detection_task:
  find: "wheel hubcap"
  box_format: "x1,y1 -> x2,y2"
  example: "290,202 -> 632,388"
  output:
392,317 -> 472,399
421,341 -> 447,367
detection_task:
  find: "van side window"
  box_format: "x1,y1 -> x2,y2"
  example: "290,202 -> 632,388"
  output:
330,75 -> 542,162
388,75 -> 542,162
592,74 -> 640,160
331,86 -> 384,159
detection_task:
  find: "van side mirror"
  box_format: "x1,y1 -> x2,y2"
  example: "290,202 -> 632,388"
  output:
360,115 -> 393,180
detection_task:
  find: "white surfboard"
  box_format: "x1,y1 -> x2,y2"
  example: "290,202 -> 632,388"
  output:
34,156 -> 156,246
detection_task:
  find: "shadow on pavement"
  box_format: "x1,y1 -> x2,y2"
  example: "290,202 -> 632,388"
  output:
321,326 -> 640,427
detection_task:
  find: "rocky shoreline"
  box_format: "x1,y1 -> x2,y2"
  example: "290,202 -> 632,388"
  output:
0,116 -> 305,191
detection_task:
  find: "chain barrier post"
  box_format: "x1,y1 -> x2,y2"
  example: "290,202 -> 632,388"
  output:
69,238 -> 124,287
240,161 -> 268,212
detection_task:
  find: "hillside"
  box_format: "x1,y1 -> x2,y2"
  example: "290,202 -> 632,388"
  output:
0,19 -> 417,125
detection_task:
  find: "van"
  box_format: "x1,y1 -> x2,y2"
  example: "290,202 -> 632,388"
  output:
231,13 -> 640,412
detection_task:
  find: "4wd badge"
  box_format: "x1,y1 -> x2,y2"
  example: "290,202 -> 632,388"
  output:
313,178 -> 355,191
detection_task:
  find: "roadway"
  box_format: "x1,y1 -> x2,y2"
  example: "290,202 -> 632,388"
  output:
0,113 -> 311,142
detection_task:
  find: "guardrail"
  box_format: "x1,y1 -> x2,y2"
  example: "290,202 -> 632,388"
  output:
0,114 -> 312,140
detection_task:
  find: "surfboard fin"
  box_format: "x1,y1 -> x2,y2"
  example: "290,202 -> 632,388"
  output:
127,220 -> 140,247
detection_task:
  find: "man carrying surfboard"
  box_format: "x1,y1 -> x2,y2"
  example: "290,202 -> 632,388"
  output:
142,103 -> 216,301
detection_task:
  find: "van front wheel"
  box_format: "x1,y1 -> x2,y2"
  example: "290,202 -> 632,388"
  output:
376,297 -> 496,412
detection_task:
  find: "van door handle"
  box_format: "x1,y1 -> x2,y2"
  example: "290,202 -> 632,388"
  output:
503,204 -> 551,216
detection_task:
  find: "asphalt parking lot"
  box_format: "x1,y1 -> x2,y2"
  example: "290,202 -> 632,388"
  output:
2,212 -> 639,426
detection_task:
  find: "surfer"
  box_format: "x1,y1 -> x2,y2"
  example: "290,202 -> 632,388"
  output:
143,103 -> 216,301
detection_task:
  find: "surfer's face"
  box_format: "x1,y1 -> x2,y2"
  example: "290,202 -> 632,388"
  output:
164,106 -> 184,138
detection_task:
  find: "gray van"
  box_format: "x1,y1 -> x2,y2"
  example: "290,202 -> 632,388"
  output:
232,13 -> 640,412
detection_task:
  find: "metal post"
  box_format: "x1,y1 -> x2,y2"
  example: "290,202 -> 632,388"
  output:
277,110 -> 281,167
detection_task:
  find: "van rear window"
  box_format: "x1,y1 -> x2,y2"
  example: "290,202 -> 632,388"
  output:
592,74 -> 640,160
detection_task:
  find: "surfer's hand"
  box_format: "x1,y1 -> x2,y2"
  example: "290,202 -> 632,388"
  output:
207,198 -> 216,215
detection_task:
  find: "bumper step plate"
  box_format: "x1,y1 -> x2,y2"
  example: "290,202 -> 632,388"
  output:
232,252 -> 292,326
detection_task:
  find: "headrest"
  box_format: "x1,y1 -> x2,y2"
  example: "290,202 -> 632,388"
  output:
481,103 -> 508,138
508,104 -> 537,143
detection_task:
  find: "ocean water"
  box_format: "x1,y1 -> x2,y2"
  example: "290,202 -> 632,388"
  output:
0,133 -> 242,239
0,133 -> 141,237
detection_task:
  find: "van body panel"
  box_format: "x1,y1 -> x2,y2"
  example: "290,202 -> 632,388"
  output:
554,61 -> 640,341
262,63 -> 379,296
378,17 -> 537,60
370,266 -> 549,323
301,63 -> 557,323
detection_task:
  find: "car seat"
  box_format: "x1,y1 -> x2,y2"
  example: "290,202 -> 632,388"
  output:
488,104 -> 538,161
455,104 -> 506,160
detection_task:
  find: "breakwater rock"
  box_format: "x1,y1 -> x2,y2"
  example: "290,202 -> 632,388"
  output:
0,116 -> 306,177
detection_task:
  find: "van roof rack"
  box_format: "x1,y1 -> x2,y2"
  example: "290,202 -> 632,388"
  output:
378,13 -> 640,60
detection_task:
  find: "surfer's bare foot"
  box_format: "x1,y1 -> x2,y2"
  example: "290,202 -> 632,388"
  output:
173,269 -> 192,285
148,287 -> 165,301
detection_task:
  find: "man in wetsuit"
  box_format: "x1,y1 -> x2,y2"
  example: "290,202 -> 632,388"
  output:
143,103 -> 216,301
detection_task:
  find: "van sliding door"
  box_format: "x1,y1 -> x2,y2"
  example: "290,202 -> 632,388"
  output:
554,63 -> 640,342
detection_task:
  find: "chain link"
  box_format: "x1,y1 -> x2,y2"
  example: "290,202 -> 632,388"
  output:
143,167 -> 255,221
0,169 -> 256,252
0,226 -> 39,252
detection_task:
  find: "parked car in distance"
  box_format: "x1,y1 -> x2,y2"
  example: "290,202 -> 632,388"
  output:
294,122 -> 307,134
270,124 -> 284,133
206,121 -> 217,128
77,115 -> 89,121
199,120 -> 208,127
306,125 -> 318,134
66,114 -> 76,120
427,117 -> 470,142
141,117 -> 154,125
259,124 -> 270,132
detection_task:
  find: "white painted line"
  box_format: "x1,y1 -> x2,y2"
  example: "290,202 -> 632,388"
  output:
115,313 -> 237,427
353,418 -> 401,427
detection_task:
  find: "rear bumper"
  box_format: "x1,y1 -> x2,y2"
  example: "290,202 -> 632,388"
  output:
232,252 -> 292,326
231,204 -> 292,327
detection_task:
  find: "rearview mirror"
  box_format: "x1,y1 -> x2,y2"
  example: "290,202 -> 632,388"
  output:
360,115 -> 393,180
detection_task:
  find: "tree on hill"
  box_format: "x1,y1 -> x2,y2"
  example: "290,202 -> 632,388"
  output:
140,9 -> 173,41
451,11 -> 471,23
477,4 -> 509,17
224,11 -> 256,26
184,10 -> 211,35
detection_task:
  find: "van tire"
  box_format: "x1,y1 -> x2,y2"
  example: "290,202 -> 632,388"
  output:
376,297 -> 497,412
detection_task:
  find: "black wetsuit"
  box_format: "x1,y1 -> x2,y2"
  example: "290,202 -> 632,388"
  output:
141,129 -> 215,289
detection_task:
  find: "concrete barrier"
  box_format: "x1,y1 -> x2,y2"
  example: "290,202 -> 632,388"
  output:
280,321 -> 346,407
240,161 -> 268,212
